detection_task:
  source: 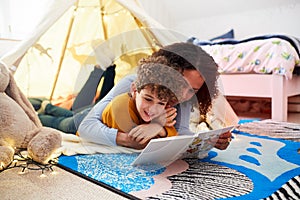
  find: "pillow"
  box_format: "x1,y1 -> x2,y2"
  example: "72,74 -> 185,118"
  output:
187,37 -> 212,46
187,29 -> 235,46
209,29 -> 235,41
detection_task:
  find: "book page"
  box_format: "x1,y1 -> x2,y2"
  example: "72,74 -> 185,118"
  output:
183,126 -> 234,159
132,135 -> 195,167
132,126 -> 234,167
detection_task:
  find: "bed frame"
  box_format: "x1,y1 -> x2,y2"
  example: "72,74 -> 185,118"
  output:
219,74 -> 300,122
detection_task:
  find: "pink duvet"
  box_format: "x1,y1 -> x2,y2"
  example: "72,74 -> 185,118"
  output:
201,38 -> 300,79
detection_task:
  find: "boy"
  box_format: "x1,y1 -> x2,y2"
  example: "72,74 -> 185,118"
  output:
101,63 -> 190,144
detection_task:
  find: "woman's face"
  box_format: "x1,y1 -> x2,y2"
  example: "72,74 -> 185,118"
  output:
182,69 -> 204,101
134,88 -> 168,122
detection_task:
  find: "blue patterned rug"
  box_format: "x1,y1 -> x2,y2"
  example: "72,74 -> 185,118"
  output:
58,121 -> 300,200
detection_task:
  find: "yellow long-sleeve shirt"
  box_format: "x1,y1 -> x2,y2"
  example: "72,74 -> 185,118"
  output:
102,93 -> 177,137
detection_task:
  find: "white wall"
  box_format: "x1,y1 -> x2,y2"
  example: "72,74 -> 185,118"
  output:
139,0 -> 300,40
1,0 -> 299,48
0,0 -> 51,56
0,0 -> 51,39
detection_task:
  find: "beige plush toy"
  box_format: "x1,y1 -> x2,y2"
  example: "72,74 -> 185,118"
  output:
0,62 -> 62,170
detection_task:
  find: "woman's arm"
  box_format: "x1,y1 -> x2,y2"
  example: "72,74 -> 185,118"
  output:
79,82 -> 194,146
175,101 -> 195,135
78,74 -> 137,146
79,74 -> 231,150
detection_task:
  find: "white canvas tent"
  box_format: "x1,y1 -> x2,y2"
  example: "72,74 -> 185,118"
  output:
0,0 -> 181,101
0,0 -> 238,125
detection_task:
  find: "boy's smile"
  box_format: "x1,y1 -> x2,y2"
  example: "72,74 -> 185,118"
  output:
133,88 -> 168,122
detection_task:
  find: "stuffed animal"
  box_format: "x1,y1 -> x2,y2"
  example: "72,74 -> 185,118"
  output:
0,62 -> 62,170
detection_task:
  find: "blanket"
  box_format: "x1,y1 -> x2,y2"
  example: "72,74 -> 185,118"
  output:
189,34 -> 300,79
55,133 -> 141,156
189,34 -> 300,57
57,120 -> 300,200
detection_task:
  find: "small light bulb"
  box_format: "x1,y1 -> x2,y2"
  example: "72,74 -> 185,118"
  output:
50,171 -> 58,175
39,174 -> 47,178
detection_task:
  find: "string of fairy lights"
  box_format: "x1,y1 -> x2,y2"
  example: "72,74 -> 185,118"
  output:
1,2 -> 160,176
74,4 -> 160,49
0,149 -> 58,177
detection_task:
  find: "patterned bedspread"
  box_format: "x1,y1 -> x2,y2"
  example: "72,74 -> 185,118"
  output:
189,35 -> 300,80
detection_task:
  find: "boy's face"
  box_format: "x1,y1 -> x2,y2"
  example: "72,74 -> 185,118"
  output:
134,87 -> 168,122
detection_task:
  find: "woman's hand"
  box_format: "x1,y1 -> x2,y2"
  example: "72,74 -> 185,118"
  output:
154,107 -> 177,127
214,131 -> 232,150
128,123 -> 165,144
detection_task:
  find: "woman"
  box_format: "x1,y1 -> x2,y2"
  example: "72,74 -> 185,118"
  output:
78,42 -> 232,150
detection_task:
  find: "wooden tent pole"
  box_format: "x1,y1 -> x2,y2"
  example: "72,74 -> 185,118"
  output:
131,0 -> 161,51
100,0 -> 108,41
49,0 -> 79,100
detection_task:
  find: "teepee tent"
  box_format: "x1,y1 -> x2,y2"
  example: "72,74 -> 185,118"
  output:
0,0 -> 181,102
0,0 -> 238,125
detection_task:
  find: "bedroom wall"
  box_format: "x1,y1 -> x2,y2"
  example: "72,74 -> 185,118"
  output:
1,0 -> 299,57
0,0 -> 51,57
139,0 -> 300,40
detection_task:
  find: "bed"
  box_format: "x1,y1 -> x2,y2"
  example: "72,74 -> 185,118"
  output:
189,34 -> 300,122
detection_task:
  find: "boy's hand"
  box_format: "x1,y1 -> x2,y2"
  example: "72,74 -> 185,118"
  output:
154,107 -> 177,127
116,131 -> 148,150
128,123 -> 163,144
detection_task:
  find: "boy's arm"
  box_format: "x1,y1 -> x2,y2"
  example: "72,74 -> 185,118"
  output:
78,74 -> 136,146
163,126 -> 177,137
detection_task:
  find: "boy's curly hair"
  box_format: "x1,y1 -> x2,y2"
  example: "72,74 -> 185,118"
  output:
135,63 -> 190,106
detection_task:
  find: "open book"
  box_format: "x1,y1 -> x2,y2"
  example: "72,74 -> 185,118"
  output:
132,126 -> 234,167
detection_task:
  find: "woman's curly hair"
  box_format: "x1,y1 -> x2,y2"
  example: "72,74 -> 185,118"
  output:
139,42 -> 219,120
